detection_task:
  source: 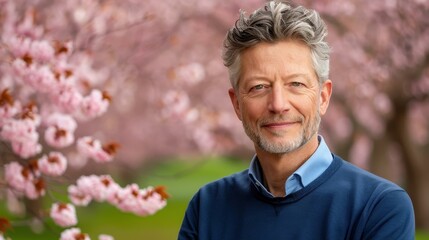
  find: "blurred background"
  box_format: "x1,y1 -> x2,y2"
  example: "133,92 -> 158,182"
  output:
1,0 -> 429,239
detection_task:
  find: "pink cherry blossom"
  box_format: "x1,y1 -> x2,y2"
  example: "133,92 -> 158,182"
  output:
50,203 -> 77,227
77,136 -> 101,158
11,60 -> 57,94
4,161 -> 45,199
91,175 -> 121,202
51,85 -> 83,114
76,137 -> 117,163
11,58 -> 30,78
44,113 -> 77,148
161,90 -> 190,119
98,234 -> 114,240
105,189 -> 121,207
0,101 -> 21,121
1,105 -> 42,158
38,152 -> 67,176
11,140 -> 42,159
4,161 -> 30,192
138,188 -> 167,216
55,41 -> 74,59
45,112 -> 77,132
68,185 -> 92,206
1,118 -> 39,144
113,183 -> 140,213
6,36 -> 32,58
74,175 -> 98,197
44,126 -> 74,148
0,89 -> 21,120
91,148 -> 114,163
29,40 -> 55,62
112,184 -> 167,216
79,89 -> 110,120
22,65 -> 57,93
175,62 -> 205,85
24,177 -> 46,199
72,8 -> 91,25
60,228 -> 90,240
74,175 -> 120,203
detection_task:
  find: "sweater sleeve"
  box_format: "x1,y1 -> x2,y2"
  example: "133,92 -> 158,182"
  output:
363,189 -> 415,240
178,192 -> 200,240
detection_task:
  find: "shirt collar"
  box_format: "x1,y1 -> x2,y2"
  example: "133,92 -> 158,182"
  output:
293,135 -> 333,187
248,135 -> 333,196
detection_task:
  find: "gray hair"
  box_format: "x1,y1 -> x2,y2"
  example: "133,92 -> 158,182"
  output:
222,1 -> 330,89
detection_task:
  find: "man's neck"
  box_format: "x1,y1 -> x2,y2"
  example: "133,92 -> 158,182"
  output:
255,135 -> 319,197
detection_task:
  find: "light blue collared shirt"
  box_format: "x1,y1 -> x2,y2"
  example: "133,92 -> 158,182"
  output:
248,135 -> 333,198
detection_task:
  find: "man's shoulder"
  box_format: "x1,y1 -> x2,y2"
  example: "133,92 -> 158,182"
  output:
325,155 -> 412,219
333,155 -> 405,192
329,156 -> 414,239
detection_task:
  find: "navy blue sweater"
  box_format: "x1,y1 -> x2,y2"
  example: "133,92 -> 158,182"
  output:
178,155 -> 415,240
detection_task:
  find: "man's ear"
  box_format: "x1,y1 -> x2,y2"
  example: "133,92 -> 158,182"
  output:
228,88 -> 242,121
319,80 -> 332,115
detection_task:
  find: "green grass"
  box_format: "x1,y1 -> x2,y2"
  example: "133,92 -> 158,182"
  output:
419,232 -> 429,240
2,157 -> 429,239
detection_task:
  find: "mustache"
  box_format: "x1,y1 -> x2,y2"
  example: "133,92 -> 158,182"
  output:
258,115 -> 303,125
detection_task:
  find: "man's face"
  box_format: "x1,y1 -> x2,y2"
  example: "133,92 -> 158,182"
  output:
228,40 -> 332,154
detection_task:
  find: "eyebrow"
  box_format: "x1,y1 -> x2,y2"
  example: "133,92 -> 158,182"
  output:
242,73 -> 313,83
283,73 -> 312,81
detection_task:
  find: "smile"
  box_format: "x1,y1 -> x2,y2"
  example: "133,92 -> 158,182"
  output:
261,121 -> 299,129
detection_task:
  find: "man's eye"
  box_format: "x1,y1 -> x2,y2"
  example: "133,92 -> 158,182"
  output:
251,84 -> 265,91
290,82 -> 305,87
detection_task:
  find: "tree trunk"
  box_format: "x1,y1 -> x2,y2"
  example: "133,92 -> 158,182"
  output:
369,136 -> 391,180
388,105 -> 429,230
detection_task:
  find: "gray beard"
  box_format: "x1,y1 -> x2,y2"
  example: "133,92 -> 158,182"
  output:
242,113 -> 320,154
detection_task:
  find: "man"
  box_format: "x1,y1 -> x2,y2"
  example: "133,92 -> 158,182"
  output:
178,1 -> 415,239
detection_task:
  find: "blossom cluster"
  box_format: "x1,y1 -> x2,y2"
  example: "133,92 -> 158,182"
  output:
5,37 -> 110,122
2,6 -> 111,121
0,99 -> 42,158
68,175 -> 169,216
0,3 -> 112,159
3,135 -> 118,200
4,150 -> 68,199
0,2 -> 168,239
47,175 -> 168,239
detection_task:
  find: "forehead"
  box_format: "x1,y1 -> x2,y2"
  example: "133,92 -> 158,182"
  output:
239,40 -> 316,83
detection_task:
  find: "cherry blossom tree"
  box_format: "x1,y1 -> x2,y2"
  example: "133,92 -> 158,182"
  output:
0,0 -> 168,239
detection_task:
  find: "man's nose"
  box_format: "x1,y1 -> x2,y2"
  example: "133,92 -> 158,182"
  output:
267,85 -> 290,114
